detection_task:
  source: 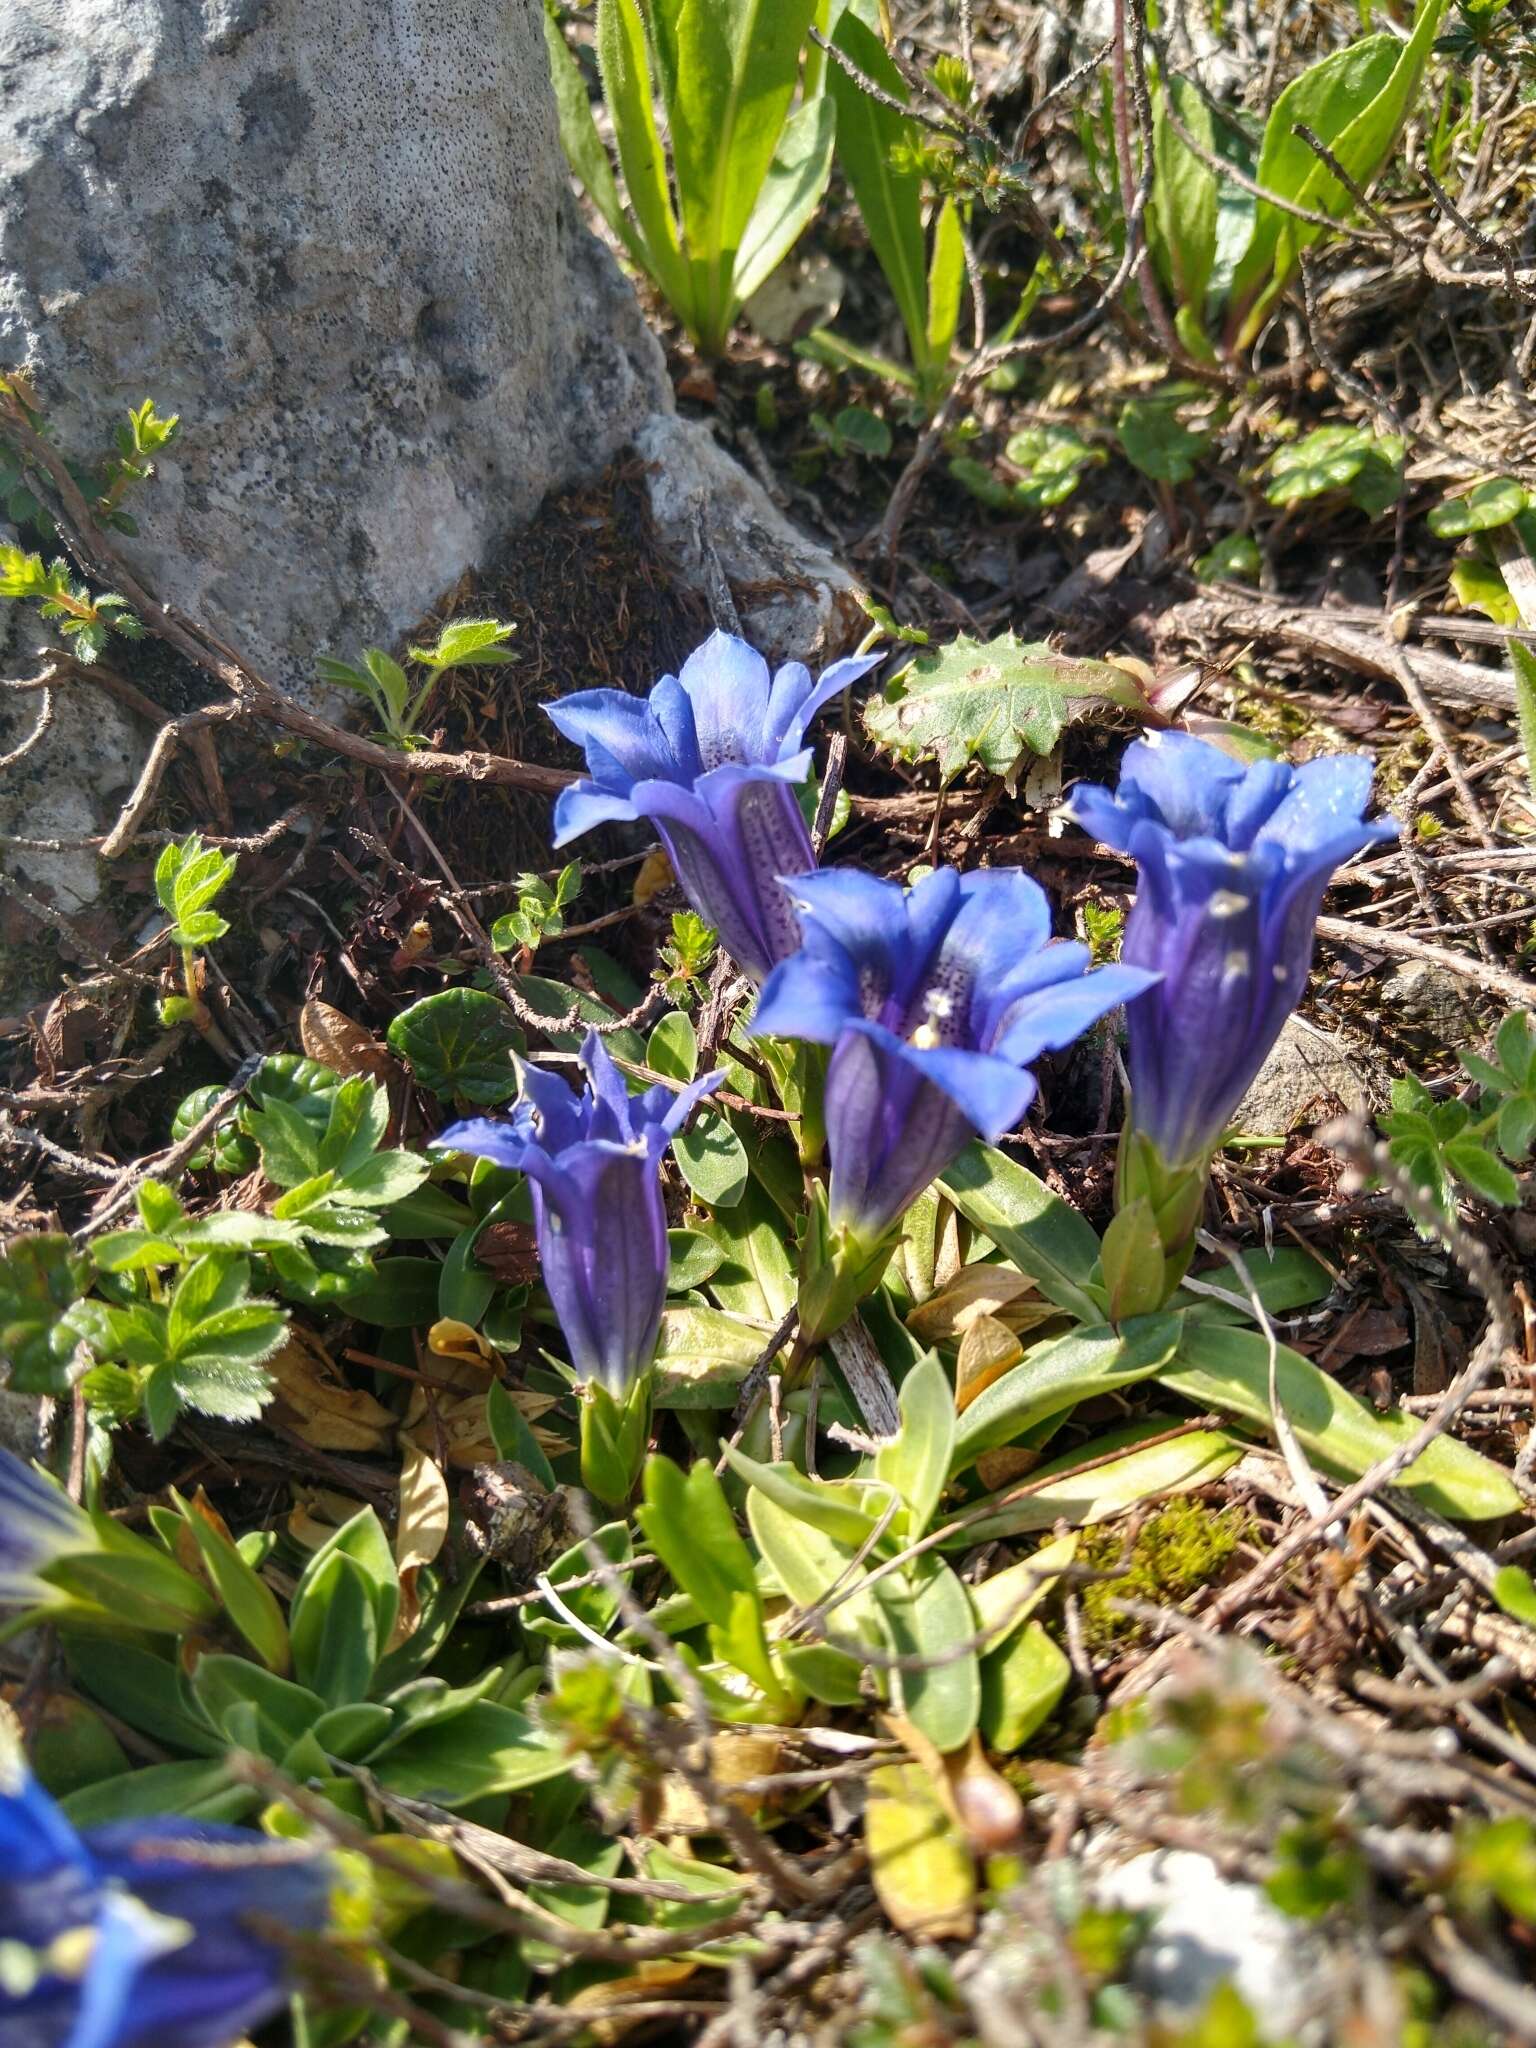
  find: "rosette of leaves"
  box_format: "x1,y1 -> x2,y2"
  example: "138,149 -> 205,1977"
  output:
1264,425 -> 1404,518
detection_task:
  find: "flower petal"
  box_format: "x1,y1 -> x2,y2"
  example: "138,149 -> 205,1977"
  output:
678,631 -> 774,770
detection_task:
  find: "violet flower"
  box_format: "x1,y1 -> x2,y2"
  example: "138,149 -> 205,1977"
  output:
1069,731 -> 1395,1171
754,867 -> 1153,1249
546,630 -> 882,982
436,1032 -> 720,1395
0,1734 -> 329,2048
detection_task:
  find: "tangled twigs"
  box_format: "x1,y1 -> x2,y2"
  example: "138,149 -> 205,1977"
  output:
0,391 -> 571,800
1206,1117 -> 1518,1626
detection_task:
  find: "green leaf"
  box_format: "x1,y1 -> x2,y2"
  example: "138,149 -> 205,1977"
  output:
544,9 -> 649,267
244,1092 -> 325,1188
177,1496 -> 291,1673
596,0 -> 690,316
408,616 -> 517,675
737,91 -> 837,305
387,989 -> 521,1106
1452,554 -> 1518,624
289,1551 -> 378,1708
725,1444 -> 892,1543
1264,423 -> 1374,504
955,1419 -> 1243,1543
924,195 -> 965,379
745,1489 -> 887,1644
668,1228 -> 724,1291
1002,424 -> 1103,508
1492,1564 -> 1536,1630
1148,73 -> 1218,340
1118,398 -> 1211,484
1099,1199 -> 1167,1323
951,1316 -> 1185,1472
873,1553 -> 979,1753
664,0 -> 820,349
62,1760 -> 256,1830
486,1378 -> 558,1490
826,15 -> 929,370
672,1112 -> 750,1208
652,1303 -> 770,1408
1429,478 -> 1529,537
873,1351 -> 954,1539
154,834 -> 236,946
1443,1136 -> 1521,1207
1229,0 -> 1451,348
864,630 -> 1146,783
0,1233 -> 92,1393
940,1142 -> 1105,1321
1161,1322 -> 1523,1520
1195,531 -> 1263,585
647,1010 -> 698,1081
641,1458 -> 791,1707
980,1620 -> 1070,1753
374,1701 -> 569,1805
191,1654 -> 324,1760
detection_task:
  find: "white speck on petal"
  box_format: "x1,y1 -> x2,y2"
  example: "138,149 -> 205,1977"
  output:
1208,889 -> 1249,919
1223,950 -> 1252,978
1272,964 -> 1288,983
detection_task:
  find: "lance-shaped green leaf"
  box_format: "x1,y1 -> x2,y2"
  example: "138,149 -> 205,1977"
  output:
941,1141 -> 1104,1322
1161,1321 -> 1522,1521
951,1316 -> 1184,1473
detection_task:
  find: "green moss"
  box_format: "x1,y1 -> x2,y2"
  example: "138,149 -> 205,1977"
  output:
1079,1497 -> 1245,1646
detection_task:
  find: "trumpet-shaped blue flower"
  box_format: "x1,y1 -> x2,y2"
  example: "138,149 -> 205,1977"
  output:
0,1735 -> 329,2048
546,630 -> 882,982
754,867 -> 1154,1247
437,1032 -> 720,1394
1069,731 -> 1396,1170
0,1451 -> 91,1607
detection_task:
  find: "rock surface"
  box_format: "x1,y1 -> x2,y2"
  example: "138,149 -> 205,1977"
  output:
0,0 -> 669,696
635,414 -> 864,663
1097,1848 -> 1322,2039
0,1 -> 862,911
1232,1014 -> 1371,1140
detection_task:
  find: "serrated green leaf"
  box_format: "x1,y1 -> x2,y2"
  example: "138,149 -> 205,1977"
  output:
388,989 -> 521,1106
864,631 -> 1145,782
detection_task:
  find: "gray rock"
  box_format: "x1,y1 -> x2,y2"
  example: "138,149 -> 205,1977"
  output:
635,414 -> 864,662
0,0 -> 668,698
1233,1014 -> 1370,1140
1098,1848 -> 1322,2040
1379,960 -> 1479,1043
0,0 -> 862,910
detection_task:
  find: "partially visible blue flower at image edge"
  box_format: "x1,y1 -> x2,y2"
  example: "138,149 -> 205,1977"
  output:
753,865 -> 1156,1247
435,1031 -> 721,1394
544,629 -> 883,982
0,1448 -> 93,1608
1068,729 -> 1397,1171
0,1731 -> 329,2048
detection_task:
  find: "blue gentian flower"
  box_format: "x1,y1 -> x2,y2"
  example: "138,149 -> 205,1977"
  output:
1069,731 -> 1396,1170
753,867 -> 1154,1247
546,630 -> 882,981
0,1450 -> 91,1607
0,1735 -> 329,2048
437,1032 -> 721,1394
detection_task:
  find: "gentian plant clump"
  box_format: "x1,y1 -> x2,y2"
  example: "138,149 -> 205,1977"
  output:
0,1725 -> 329,2048
1069,731 -> 1397,1295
